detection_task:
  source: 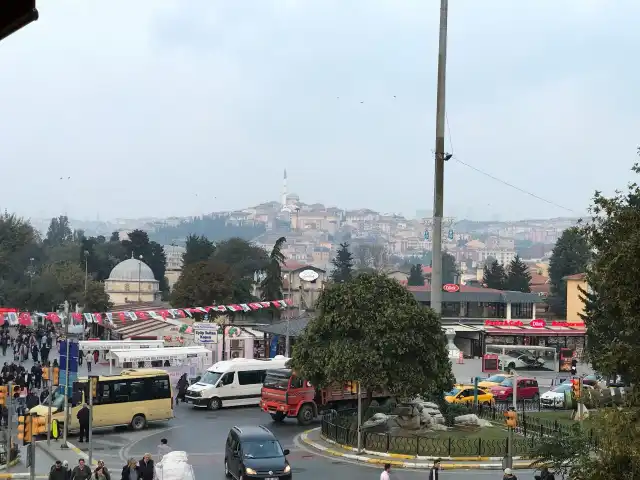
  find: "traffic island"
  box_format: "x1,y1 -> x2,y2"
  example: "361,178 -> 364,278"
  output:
298,427 -> 536,470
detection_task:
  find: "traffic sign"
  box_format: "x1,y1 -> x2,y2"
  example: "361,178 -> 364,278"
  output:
59,340 -> 79,373
193,323 -> 219,344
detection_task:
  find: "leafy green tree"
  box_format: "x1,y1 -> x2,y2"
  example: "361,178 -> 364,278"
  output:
441,252 -> 458,284
548,227 -> 590,317
44,215 -> 73,247
213,237 -> 269,279
330,242 -> 354,283
290,272 -> 454,402
482,260 -> 507,290
506,255 -> 531,292
170,260 -> 236,307
407,264 -> 425,286
182,235 -> 215,267
260,237 -> 286,306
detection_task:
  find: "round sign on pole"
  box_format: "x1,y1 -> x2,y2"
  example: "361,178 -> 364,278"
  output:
299,269 -> 319,282
442,283 -> 460,293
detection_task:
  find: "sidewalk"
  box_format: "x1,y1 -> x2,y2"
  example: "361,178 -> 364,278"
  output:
36,440 -> 99,469
298,427 -> 537,471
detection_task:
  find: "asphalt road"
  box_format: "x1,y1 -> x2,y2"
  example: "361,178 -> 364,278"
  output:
86,402 -> 535,480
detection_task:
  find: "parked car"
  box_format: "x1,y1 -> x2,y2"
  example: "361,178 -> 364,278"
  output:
541,383 -> 571,408
498,353 -> 545,371
478,374 -> 513,389
224,425 -> 292,480
490,377 -> 540,402
445,385 -> 495,406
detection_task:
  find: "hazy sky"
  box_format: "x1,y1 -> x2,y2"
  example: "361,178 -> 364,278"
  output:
1,1 -> 638,221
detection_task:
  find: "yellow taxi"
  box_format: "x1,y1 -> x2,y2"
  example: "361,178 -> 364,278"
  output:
477,374 -> 513,389
445,385 -> 495,405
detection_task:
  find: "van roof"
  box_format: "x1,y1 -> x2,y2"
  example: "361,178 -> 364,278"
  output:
208,357 -> 289,372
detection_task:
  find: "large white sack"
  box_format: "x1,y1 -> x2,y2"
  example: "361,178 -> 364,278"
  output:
155,451 -> 195,480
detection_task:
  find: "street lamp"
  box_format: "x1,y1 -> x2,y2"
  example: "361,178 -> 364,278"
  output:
138,255 -> 143,302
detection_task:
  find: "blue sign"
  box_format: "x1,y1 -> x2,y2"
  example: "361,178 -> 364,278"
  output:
269,335 -> 279,358
59,340 -> 79,373
58,371 -> 78,396
423,231 -> 429,240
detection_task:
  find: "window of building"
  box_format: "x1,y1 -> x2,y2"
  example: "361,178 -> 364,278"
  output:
124,283 -> 130,292
512,303 -> 533,319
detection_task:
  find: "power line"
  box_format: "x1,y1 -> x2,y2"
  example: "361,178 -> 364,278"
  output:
444,113 -> 577,215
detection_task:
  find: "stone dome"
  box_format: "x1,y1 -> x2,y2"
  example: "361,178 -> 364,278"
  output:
108,258 -> 156,282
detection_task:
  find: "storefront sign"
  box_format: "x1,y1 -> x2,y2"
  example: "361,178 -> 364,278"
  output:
530,319 -> 547,328
551,321 -> 585,328
484,320 -> 524,327
442,283 -> 460,293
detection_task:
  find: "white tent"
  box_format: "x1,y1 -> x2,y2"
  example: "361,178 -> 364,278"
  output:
108,346 -> 212,374
79,340 -> 164,353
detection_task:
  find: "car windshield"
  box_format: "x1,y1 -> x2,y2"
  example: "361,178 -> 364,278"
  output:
500,379 -> 513,387
263,370 -> 291,390
242,441 -> 283,459
199,371 -> 223,386
446,387 -> 462,396
552,384 -> 570,393
486,375 -> 506,383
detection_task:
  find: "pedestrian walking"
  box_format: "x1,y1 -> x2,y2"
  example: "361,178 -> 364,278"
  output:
63,461 -> 72,480
85,352 -> 93,373
76,403 -> 90,443
121,459 -> 138,480
428,459 -> 441,480
380,463 -> 391,480
49,460 -> 68,480
137,454 -> 154,480
176,374 -> 188,405
71,460 -> 92,480
503,468 -> 517,480
78,350 -> 83,366
157,438 -> 171,460
95,461 -> 111,480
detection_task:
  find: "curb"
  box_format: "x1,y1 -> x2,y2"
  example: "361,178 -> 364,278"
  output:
300,429 -> 534,471
0,459 -> 21,471
0,475 -> 47,479
35,441 -> 98,467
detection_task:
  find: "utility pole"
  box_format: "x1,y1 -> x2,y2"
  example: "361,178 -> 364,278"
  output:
285,272 -> 291,357
138,255 -> 143,302
29,413 -> 36,480
7,381 -> 12,465
46,368 -> 53,446
430,0 -> 450,315
88,375 -> 96,466
61,301 -> 71,448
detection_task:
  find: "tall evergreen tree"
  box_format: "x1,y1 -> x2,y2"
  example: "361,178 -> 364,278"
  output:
482,260 -> 507,290
506,255 -> 532,292
442,252 -> 458,284
548,227 -> 590,317
45,215 -> 73,247
407,264 -> 425,286
182,234 -> 215,267
330,242 -> 354,283
260,237 -> 286,311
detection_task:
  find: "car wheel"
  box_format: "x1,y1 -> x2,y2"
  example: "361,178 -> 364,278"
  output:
131,414 -> 147,431
224,459 -> 231,478
271,412 -> 286,422
209,397 -> 222,410
508,362 -> 516,370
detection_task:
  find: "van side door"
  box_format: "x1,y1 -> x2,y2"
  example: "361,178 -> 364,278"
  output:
216,371 -> 237,406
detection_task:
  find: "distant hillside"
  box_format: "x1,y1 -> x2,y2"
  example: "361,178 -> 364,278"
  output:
149,216 -> 266,245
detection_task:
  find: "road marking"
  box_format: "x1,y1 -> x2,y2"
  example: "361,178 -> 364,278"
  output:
119,426 -> 181,463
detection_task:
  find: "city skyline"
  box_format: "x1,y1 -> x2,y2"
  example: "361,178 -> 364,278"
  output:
1,1 -> 638,221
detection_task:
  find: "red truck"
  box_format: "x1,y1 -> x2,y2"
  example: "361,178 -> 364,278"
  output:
260,368 -> 389,425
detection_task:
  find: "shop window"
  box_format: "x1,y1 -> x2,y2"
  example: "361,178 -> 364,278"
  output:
512,303 -> 533,319
442,302 -> 460,317
125,283 -> 130,292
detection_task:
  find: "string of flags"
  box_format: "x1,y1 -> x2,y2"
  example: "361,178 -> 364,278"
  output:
0,299 -> 293,327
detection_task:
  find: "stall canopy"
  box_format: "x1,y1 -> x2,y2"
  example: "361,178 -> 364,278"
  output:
79,340 -> 164,352
484,320 -> 586,337
108,346 -> 212,365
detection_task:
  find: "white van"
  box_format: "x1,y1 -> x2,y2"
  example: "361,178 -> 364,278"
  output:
184,356 -> 289,410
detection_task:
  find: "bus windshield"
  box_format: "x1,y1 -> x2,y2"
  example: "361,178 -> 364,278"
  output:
263,370 -> 291,390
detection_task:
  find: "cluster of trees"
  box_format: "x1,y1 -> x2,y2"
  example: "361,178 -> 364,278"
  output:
532,159 -> 640,478
0,214 -> 170,312
290,271 -> 455,403
482,255 -> 532,292
170,235 -> 286,315
149,215 -> 266,245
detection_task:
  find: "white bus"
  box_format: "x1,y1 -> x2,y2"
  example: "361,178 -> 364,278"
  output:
185,356 -> 289,410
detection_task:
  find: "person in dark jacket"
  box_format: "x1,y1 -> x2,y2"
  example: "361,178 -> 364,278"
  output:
137,454 -> 154,480
70,459 -> 92,480
121,459 -> 138,480
49,461 -> 67,480
176,374 -> 188,405
428,459 -> 441,480
76,404 -> 90,443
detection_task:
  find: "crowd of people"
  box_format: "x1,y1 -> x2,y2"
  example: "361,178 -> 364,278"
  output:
48,440 -> 174,480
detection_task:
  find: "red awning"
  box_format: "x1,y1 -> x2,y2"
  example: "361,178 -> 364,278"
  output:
484,326 -> 586,336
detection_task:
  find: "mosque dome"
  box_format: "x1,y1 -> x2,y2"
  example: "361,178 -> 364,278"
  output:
287,193 -> 300,202
108,258 -> 157,282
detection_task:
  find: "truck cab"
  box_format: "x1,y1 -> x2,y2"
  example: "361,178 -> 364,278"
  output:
260,368 -> 317,425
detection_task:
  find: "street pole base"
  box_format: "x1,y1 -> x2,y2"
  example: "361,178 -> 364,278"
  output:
60,443 -> 69,449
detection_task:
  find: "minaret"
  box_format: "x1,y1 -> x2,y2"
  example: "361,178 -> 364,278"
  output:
281,169 -> 288,207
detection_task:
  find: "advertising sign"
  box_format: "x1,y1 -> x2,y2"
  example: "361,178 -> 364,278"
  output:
442,283 -> 460,293
193,322 -> 219,344
482,354 -> 500,373
530,319 -> 547,328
